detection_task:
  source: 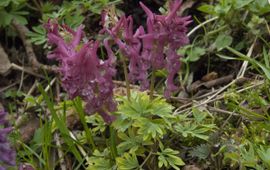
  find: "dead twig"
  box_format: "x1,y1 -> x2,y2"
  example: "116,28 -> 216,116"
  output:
237,38 -> 257,78
11,19 -> 55,72
173,80 -> 264,115
54,132 -> 67,170
202,74 -> 234,88
11,63 -> 45,79
207,106 -> 239,116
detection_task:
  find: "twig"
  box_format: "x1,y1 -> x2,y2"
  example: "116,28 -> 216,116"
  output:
265,20 -> 270,36
11,19 -> 55,71
175,80 -> 238,115
45,77 -> 57,92
69,131 -> 87,157
18,57 -> 25,92
0,75 -> 29,93
54,132 -> 67,170
11,63 -> 45,79
187,17 -> 218,37
207,106 -> 239,116
237,38 -> 257,78
27,80 -> 38,96
173,80 -> 264,115
139,151 -> 153,169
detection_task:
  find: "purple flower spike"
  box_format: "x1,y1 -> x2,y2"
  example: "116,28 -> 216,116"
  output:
0,110 -> 16,169
139,0 -> 191,97
104,0 -> 191,97
46,21 -> 117,123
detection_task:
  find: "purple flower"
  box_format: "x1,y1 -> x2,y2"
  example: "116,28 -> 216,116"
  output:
0,110 -> 16,169
139,0 -> 191,97
103,0 -> 191,97
46,21 -> 116,123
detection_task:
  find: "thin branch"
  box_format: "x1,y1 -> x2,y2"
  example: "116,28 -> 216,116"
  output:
173,80 -> 264,115
54,132 -> 67,170
237,38 -> 257,78
187,17 -> 218,37
11,63 -> 45,79
11,19 -> 55,72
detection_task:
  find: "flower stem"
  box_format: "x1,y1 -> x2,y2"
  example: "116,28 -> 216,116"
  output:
150,69 -> 156,100
120,53 -> 131,100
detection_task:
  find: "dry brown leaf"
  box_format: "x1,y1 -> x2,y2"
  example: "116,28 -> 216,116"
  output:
201,72 -> 218,82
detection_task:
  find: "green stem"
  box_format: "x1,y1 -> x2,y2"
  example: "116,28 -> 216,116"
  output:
73,98 -> 96,150
120,53 -> 131,100
206,25 -> 227,36
109,126 -> 118,160
149,69 -> 156,100
183,63 -> 190,86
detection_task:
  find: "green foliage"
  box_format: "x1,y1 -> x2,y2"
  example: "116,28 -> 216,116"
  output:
257,146 -> 270,168
27,25 -> 47,46
174,109 -> 216,141
214,34 -> 233,51
113,91 -> 174,139
38,85 -> 83,163
116,153 -> 140,170
0,0 -> 28,27
87,150 -> 114,170
6,0 -> 270,169
189,144 -> 211,160
178,45 -> 206,62
117,129 -> 152,154
158,143 -> 185,170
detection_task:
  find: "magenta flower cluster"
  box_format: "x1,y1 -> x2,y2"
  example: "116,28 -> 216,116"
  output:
46,0 -> 190,122
46,21 -> 116,123
0,110 -> 16,170
103,0 -> 191,97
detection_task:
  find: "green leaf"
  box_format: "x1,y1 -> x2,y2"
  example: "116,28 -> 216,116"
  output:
158,148 -> 185,170
257,146 -> 270,168
197,4 -> 215,14
192,108 -> 208,123
178,45 -> 206,62
117,129 -> 152,154
174,122 -> 215,141
38,85 -> 83,162
263,46 -> 269,68
214,4 -> 231,15
0,10 -> 13,27
188,47 -> 206,62
12,14 -> 27,25
240,143 -> 258,167
214,34 -> 233,51
235,0 -> 254,9
87,158 -> 112,170
133,118 -> 166,141
116,153 -> 140,170
189,144 -> 210,159
114,91 -> 174,133
249,0 -> 270,15
0,0 -> 12,7
87,150 -> 113,170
